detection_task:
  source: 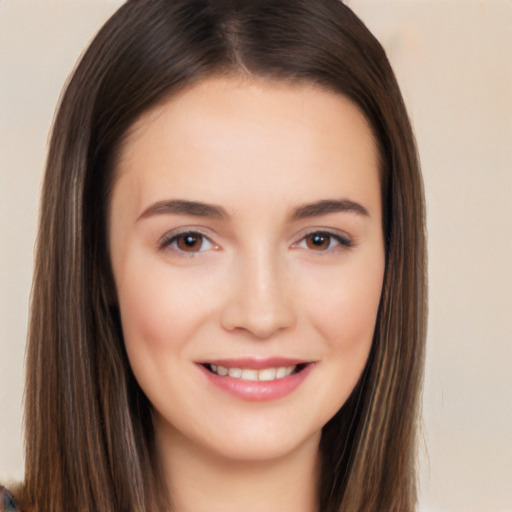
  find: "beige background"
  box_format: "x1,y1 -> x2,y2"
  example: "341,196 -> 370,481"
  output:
1,1 -> 511,511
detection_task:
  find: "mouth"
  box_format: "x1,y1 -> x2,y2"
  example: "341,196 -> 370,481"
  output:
198,359 -> 314,401
202,362 -> 309,382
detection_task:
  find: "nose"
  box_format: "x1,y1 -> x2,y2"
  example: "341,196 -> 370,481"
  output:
220,249 -> 296,339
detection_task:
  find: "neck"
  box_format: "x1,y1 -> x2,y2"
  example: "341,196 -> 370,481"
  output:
156,424 -> 320,512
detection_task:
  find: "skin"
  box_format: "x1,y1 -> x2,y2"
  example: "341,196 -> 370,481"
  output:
109,77 -> 385,512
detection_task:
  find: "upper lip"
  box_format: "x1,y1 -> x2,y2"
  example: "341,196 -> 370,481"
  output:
197,357 -> 311,369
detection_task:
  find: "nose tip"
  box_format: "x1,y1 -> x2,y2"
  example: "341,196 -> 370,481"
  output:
223,306 -> 293,339
221,299 -> 296,339
220,259 -> 296,339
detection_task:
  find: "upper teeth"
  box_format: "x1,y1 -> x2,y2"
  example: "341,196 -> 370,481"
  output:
209,365 -> 296,381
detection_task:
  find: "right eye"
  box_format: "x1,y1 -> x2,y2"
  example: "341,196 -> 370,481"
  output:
160,231 -> 214,254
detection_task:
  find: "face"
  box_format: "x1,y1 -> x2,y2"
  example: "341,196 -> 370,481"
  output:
109,77 -> 385,464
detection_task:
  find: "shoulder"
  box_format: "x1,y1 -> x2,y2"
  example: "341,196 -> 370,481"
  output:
0,486 -> 22,512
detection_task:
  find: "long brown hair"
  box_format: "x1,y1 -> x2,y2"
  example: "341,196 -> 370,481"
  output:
22,1 -> 427,511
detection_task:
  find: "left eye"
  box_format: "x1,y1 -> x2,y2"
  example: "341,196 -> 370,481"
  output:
163,232 -> 214,253
296,231 -> 350,251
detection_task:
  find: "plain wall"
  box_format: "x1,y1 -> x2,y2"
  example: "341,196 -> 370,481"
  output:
1,1 -> 511,511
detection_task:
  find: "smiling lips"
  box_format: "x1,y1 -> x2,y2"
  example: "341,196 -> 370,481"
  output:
199,359 -> 313,401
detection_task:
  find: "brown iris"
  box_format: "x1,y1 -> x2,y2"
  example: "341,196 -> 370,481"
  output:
176,233 -> 203,252
305,233 -> 331,251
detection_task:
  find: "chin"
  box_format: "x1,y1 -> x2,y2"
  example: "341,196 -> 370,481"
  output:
204,429 -> 322,465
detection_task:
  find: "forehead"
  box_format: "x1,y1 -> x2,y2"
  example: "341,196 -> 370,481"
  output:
113,76 -> 381,220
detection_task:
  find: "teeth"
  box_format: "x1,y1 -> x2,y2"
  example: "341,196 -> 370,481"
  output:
228,367 -> 242,378
217,365 -> 228,376
276,367 -> 287,379
258,368 -> 276,381
241,369 -> 259,381
210,364 -> 297,381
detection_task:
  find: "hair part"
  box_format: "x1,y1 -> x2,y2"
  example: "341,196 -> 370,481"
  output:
23,1 -> 427,511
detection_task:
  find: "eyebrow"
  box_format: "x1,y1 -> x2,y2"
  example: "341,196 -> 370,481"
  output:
291,199 -> 369,220
137,198 -> 369,222
137,199 -> 228,221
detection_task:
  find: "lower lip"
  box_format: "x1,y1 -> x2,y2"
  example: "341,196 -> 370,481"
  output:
198,364 -> 314,402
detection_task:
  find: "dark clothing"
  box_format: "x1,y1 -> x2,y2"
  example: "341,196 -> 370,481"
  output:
0,487 -> 21,512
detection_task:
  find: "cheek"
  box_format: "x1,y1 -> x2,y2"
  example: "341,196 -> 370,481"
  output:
116,261 -> 214,370
305,257 -> 384,354
284,257 -> 385,433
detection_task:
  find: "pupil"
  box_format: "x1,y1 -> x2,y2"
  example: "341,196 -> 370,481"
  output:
312,235 -> 325,245
184,235 -> 198,247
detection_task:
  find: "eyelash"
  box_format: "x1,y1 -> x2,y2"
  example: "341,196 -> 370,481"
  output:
158,229 -> 352,256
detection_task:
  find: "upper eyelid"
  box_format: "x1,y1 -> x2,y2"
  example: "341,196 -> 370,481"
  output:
158,227 -> 213,244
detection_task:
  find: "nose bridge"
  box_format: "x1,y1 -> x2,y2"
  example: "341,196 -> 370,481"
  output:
221,243 -> 296,338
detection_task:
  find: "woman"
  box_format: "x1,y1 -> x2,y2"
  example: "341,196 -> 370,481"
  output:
1,0 -> 427,511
